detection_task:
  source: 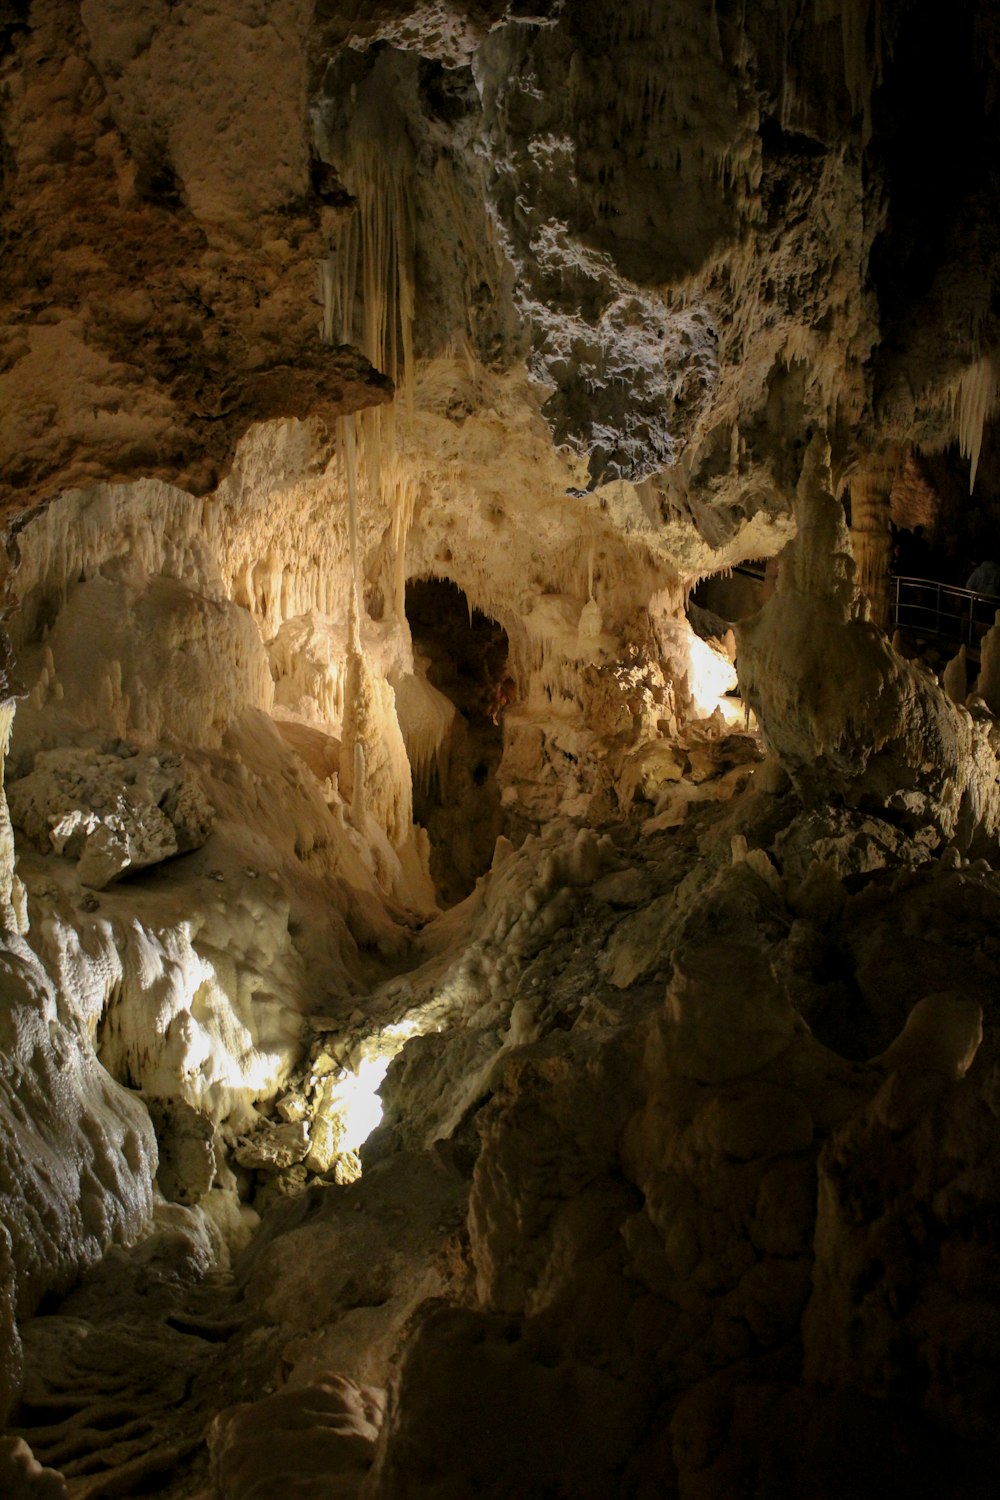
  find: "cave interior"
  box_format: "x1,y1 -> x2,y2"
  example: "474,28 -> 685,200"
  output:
1,2 -> 1000,1497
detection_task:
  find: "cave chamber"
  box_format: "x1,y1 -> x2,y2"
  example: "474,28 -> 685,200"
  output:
1,3 -> 1000,1498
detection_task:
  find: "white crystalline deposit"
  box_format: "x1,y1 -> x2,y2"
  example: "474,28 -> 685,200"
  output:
0,931 -> 156,1329
0,713 -> 156,1397
22,571 -> 273,753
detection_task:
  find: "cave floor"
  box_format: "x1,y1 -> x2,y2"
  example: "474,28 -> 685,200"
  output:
10,766 -> 1000,1495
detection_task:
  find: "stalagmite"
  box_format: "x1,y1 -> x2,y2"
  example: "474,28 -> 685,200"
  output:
342,416 -> 362,622
351,740 -> 367,828
848,452 -> 896,632
942,644 -> 969,707
975,611 -> 1000,715
0,703 -> 19,922
738,436 -> 1000,845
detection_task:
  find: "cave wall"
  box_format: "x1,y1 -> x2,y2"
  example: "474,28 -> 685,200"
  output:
1,2 -> 1000,1497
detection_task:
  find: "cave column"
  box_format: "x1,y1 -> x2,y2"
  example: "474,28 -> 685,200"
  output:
0,700 -> 28,934
848,453 -> 896,632
0,701 -> 17,919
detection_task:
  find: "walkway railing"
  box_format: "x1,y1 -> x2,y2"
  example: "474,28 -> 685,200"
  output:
891,575 -> 1000,648
733,562 -> 767,584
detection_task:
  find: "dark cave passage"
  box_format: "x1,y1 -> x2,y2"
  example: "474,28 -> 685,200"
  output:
405,577 -> 510,906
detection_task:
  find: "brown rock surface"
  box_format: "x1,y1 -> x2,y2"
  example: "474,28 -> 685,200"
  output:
0,1 -> 390,523
1,4 -> 1000,1498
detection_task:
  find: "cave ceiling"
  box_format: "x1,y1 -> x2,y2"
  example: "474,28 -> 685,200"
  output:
1,0 -> 997,558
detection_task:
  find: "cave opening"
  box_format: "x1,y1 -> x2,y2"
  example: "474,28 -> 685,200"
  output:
405,577 -> 510,906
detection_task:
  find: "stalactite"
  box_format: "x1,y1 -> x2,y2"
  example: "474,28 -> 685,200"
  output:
395,673 -> 455,801
320,114 -> 421,636
955,355 -> 998,495
813,0 -> 881,143
390,471 -> 419,625
321,136 -> 415,408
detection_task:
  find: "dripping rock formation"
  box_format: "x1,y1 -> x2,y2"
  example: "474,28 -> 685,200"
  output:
2,2 -> 1000,1496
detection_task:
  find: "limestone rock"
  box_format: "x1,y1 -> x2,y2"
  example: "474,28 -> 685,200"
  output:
145,1096 -> 217,1206
0,935 -> 157,1320
773,806 -> 927,887
8,747 -> 213,888
875,994 -> 983,1081
804,1042 -> 1000,1443
0,1439 -> 67,1500
662,944 -> 800,1085
0,3 -> 390,512
0,1225 -> 22,1427
367,1304 -> 649,1500
1,3 -> 999,1496
738,438 -> 1000,847
208,1376 -> 384,1500
234,1121 -> 311,1173
241,1149 -> 470,1390
943,644 -> 970,706
974,610 -> 1000,714
590,865 -> 652,908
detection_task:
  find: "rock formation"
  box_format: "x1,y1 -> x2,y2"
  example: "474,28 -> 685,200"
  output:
1,2 -> 1000,1496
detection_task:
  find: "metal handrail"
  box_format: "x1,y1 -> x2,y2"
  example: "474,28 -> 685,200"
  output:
891,574 -> 1000,647
733,562 -> 767,583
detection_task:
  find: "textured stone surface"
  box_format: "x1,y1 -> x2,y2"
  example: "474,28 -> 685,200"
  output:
0,933 -> 157,1317
8,747 -> 213,887
209,1376 -> 384,1500
0,0 -> 391,518
1,4 -> 1000,1498
0,1438 -> 68,1499
738,437 -> 1000,847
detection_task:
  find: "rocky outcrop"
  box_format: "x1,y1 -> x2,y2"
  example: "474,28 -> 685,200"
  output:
0,932 -> 157,1341
0,1438 -> 67,1499
8,746 -> 213,887
0,0 -> 390,522
738,436 -> 1000,847
208,1376 -> 385,1500
2,3 -> 1000,1498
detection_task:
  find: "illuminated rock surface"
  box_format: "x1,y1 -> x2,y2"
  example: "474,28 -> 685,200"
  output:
1,3 -> 1000,1497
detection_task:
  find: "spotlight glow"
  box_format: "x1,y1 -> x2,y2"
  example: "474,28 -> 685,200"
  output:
336,1053 -> 391,1154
